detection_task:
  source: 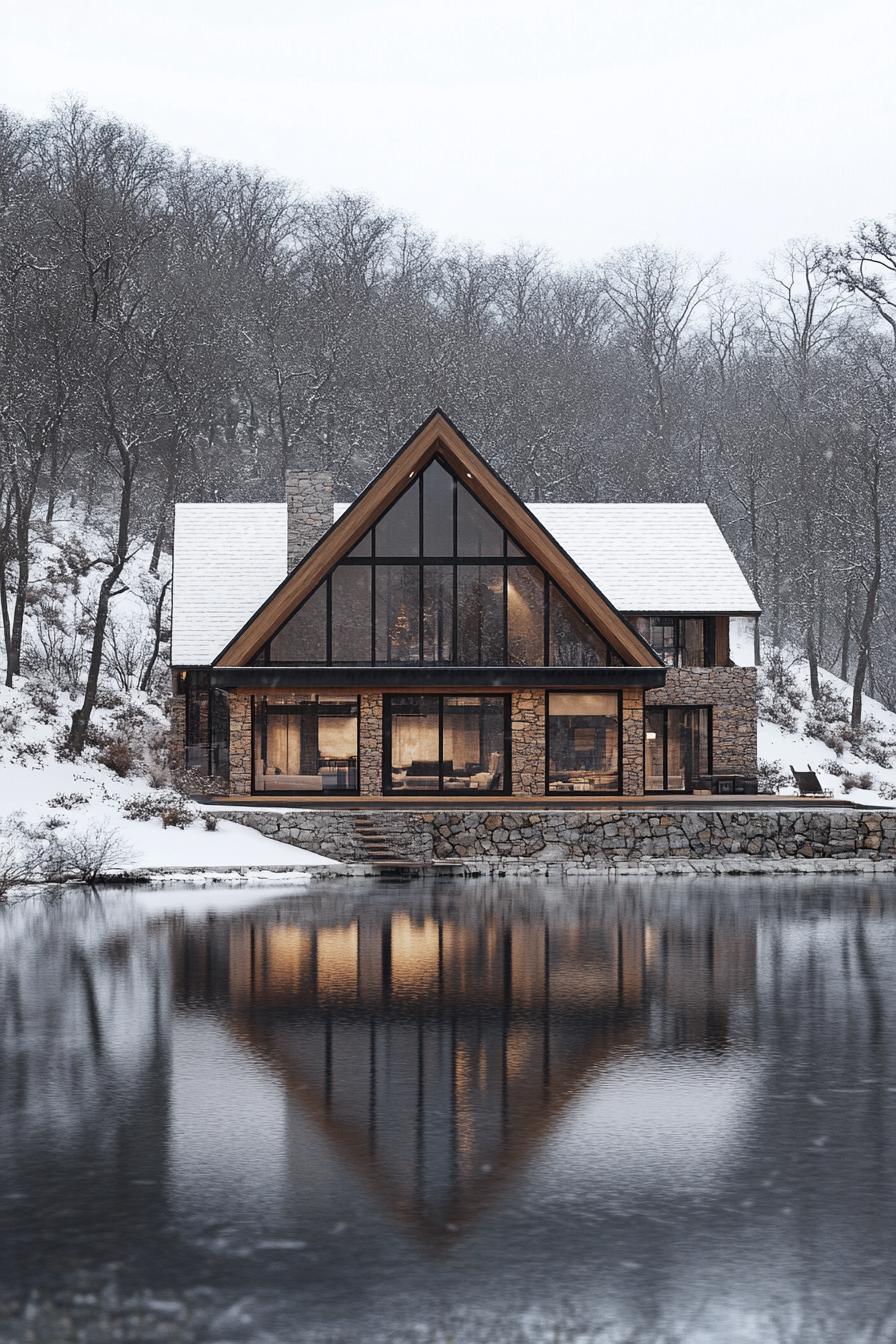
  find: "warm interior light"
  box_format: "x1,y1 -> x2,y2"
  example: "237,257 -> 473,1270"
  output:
645,731 -> 657,740
466,471 -> 473,478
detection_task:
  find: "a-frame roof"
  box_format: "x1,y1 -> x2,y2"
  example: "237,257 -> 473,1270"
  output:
214,409 -> 662,668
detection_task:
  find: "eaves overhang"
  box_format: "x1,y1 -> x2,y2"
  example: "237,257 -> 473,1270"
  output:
208,665 -> 667,691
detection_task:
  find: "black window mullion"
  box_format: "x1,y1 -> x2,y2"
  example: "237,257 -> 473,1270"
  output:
370,563 -> 376,663
326,576 -> 332,664
663,707 -> 669,792
543,573 -> 551,666
438,694 -> 445,793
502,563 -> 508,665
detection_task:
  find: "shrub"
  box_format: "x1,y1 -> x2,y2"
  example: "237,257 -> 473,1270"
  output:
171,766 -> 227,799
805,683 -> 850,751
757,758 -> 790,794
844,715 -> 893,769
824,759 -> 874,792
96,735 -> 136,778
880,782 -> 896,801
44,819 -> 135,882
46,792 -> 91,810
758,651 -> 803,731
121,789 -> 196,828
202,812 -> 219,831
0,814 -> 36,898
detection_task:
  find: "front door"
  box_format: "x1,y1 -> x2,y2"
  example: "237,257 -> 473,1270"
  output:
645,706 -> 712,793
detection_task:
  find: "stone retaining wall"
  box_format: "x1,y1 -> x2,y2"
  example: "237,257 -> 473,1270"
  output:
216,805 -> 896,867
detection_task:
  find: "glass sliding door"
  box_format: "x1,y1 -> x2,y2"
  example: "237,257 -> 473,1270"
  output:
645,706 -> 712,793
385,694 -> 509,794
547,692 -> 621,794
253,696 -> 359,794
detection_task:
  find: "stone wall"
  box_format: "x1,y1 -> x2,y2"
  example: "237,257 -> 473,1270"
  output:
215,806 -> 433,863
228,692 -> 252,793
218,804 -> 896,866
285,469 -> 334,570
646,667 -> 758,778
359,692 -> 383,794
168,691 -> 186,772
511,690 -> 544,793
621,687 -> 644,794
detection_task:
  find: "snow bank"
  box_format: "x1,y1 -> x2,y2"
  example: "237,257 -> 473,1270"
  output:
758,651 -> 896,807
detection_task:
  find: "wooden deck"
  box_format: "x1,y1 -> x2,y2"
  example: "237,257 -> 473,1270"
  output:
206,793 -> 863,811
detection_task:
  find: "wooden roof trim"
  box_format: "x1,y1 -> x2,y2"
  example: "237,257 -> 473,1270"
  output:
215,410 -> 662,668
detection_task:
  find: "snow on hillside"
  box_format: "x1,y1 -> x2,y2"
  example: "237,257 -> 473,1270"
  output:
0,512 -> 335,882
758,649 -> 896,807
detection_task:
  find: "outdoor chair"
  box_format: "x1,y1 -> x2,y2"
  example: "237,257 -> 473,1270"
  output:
791,768 -> 829,797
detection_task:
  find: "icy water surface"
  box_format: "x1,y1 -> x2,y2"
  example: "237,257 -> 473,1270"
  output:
1,877 -> 895,1343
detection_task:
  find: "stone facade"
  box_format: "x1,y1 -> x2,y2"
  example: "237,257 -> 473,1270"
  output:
359,692 -> 383,794
646,667 -> 758,779
621,687 -> 644,794
511,690 -> 545,794
168,691 -> 186,772
219,804 -> 896,867
286,470 -> 334,570
228,691 -> 252,793
215,670 -> 757,798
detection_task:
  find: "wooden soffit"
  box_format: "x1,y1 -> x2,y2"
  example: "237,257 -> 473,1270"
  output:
214,410 -> 663,669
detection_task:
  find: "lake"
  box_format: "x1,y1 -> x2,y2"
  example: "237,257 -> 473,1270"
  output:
1,876 -> 895,1343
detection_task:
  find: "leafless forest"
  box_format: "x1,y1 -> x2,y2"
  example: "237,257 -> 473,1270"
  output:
2,100 -> 896,744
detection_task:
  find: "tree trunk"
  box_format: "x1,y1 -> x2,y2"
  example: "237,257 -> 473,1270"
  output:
68,450 -> 134,756
139,577 -> 171,693
807,620 -> 820,701
840,581 -> 854,683
851,461 -> 883,730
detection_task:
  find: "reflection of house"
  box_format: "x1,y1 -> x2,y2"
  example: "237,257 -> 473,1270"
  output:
172,898 -> 756,1234
171,410 -> 759,799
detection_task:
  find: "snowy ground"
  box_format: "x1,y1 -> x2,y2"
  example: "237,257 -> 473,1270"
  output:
0,513 -> 336,874
758,653 -> 896,807
0,750 -> 336,872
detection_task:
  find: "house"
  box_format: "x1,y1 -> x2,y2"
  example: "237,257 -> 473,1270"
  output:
170,410 -> 759,799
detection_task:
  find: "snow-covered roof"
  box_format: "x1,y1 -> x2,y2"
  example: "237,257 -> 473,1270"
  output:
173,498 -> 757,665
528,502 -> 759,615
172,504 -> 286,665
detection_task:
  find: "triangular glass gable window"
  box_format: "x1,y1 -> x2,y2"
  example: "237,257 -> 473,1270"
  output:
260,456 -> 628,667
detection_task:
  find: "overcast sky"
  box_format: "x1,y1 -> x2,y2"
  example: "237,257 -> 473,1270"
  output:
2,0 -> 893,276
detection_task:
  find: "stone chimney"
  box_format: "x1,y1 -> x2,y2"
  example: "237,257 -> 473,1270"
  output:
286,470 -> 334,570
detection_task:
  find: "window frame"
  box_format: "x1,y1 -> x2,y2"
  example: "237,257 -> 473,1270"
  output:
630,615 -> 716,668
251,694 -> 362,796
544,690 -> 624,797
643,703 -> 714,793
261,456 -> 624,669
382,692 -> 512,796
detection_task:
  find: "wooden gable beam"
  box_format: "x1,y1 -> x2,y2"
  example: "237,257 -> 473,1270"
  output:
215,410 -> 662,668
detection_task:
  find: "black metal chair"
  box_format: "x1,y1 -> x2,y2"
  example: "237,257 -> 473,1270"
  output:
791,768 -> 827,797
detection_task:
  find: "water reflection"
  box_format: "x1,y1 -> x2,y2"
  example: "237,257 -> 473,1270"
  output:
1,879 -> 895,1343
172,894 -> 758,1238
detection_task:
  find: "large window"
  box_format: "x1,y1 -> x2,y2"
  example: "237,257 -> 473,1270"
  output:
262,456 -> 624,668
547,692 -> 621,794
631,615 -> 715,668
183,673 -> 230,779
645,706 -> 712,792
253,696 -> 359,794
385,694 -> 508,794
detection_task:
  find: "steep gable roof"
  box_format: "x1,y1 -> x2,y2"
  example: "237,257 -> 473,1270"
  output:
213,410 -> 662,668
